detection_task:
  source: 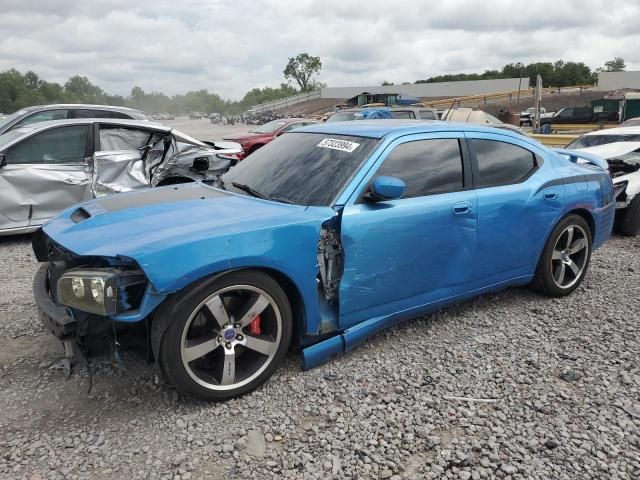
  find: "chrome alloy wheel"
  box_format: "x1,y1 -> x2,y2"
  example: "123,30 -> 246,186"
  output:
551,225 -> 589,289
180,285 -> 282,391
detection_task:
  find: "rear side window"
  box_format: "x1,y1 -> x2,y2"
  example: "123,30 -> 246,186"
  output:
6,126 -> 88,164
420,110 -> 437,120
471,139 -> 537,187
98,126 -> 152,151
375,139 -> 464,198
73,109 -> 132,119
391,111 -> 415,119
15,110 -> 69,127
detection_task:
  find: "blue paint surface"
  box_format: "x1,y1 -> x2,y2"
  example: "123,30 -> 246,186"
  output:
41,121 -> 615,362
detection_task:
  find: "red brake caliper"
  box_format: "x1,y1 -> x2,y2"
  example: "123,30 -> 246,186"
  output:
247,315 -> 262,335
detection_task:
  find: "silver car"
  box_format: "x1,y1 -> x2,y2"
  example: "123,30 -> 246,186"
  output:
0,119 -> 242,236
0,104 -> 149,136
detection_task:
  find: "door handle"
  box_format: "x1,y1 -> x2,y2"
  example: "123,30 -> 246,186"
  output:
543,189 -> 558,200
453,201 -> 472,214
64,177 -> 89,185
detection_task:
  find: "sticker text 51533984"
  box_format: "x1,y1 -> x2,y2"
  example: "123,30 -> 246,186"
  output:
316,138 -> 360,153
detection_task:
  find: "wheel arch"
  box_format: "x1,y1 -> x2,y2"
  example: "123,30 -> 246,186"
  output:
150,266 -> 306,362
533,208 -> 595,273
567,208 -> 595,240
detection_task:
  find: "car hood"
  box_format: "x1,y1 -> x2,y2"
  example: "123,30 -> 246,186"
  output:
222,132 -> 270,141
43,182 -> 333,260
578,141 -> 640,159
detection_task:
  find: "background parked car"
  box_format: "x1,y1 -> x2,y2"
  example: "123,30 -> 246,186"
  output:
0,119 -> 242,236
326,107 -> 438,122
539,106 -> 619,126
222,118 -> 317,159
0,104 -> 149,135
569,127 -> 640,236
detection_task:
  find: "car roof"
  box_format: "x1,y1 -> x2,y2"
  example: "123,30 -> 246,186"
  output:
581,126 -> 640,136
2,118 -> 171,143
19,103 -> 144,113
294,119 -> 528,141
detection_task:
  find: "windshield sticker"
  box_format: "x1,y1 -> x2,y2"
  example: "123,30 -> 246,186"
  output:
317,138 -> 360,153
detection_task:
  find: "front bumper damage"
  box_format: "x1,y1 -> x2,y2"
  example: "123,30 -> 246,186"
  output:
33,264 -> 77,340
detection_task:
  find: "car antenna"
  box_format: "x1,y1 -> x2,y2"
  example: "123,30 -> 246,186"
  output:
443,98 -> 457,121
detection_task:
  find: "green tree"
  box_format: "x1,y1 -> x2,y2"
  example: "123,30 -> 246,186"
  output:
599,57 -> 626,72
283,53 -> 322,92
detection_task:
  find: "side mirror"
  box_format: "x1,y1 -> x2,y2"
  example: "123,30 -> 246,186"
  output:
367,176 -> 405,201
0,153 -> 5,168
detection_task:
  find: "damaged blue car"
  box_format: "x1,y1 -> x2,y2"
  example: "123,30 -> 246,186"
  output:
32,121 -> 615,401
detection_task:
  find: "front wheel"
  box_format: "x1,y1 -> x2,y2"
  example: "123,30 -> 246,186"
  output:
158,270 -> 292,401
530,215 -> 592,297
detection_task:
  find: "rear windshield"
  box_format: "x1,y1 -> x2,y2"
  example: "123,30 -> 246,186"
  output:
220,132 -> 378,206
326,112 -> 358,122
567,134 -> 640,149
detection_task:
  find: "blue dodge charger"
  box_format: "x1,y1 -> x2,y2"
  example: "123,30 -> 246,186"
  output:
32,121 -> 615,401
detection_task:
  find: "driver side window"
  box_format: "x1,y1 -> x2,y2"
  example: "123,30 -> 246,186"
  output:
5,126 -> 88,164
373,138 -> 465,199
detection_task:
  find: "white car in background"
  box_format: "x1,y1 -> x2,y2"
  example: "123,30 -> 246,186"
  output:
569,127 -> 640,236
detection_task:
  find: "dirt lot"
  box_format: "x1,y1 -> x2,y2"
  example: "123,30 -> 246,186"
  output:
162,118 -> 250,142
0,122 -> 638,479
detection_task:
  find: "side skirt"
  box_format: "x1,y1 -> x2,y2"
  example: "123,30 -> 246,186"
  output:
301,275 -> 533,370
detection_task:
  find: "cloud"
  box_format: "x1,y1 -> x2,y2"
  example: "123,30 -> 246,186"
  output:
0,0 -> 637,99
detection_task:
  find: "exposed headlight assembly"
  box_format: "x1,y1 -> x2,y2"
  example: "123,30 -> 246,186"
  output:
57,269 -> 119,315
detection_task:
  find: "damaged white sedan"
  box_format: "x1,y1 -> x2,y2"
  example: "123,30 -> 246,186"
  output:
576,141 -> 640,236
0,119 -> 242,236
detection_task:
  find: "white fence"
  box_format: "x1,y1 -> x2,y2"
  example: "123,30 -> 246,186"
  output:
249,90 -> 322,113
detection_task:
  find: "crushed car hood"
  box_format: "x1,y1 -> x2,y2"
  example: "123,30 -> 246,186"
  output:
578,142 -> 640,160
222,132 -> 271,141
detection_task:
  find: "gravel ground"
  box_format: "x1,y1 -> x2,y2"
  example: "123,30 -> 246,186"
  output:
0,231 -> 639,480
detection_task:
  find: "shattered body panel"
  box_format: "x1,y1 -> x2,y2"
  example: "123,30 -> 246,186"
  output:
0,119 -> 241,235
578,142 -> 640,209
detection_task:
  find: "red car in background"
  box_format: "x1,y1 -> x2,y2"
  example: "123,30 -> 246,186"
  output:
223,118 -> 317,160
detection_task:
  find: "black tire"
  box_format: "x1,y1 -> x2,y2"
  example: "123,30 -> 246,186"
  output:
616,197 -> 640,237
530,214 -> 592,297
158,270 -> 292,401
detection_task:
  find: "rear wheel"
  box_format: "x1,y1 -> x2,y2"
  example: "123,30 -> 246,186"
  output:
158,270 -> 292,401
531,215 -> 592,297
616,197 -> 640,237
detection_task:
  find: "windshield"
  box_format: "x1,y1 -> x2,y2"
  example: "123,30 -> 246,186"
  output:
0,109 -> 28,132
326,112 -> 358,122
567,134 -> 640,149
250,120 -> 287,134
220,132 -> 379,206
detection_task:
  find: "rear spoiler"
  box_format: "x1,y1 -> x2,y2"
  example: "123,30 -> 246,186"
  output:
553,148 -> 609,171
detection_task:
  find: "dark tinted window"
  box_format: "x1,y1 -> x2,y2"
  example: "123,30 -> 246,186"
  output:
6,126 -> 88,164
221,133 -> 378,206
375,139 -> 464,198
420,110 -> 437,120
391,111 -> 415,119
471,139 -> 537,187
73,109 -> 132,119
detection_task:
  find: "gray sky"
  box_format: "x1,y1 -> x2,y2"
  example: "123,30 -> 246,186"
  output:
0,0 -> 637,99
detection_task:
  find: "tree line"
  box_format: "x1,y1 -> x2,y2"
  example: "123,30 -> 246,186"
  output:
0,56 -> 627,115
0,69 -> 302,115
412,58 -> 626,87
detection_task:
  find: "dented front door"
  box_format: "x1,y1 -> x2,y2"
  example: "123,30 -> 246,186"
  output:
0,125 -> 90,231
